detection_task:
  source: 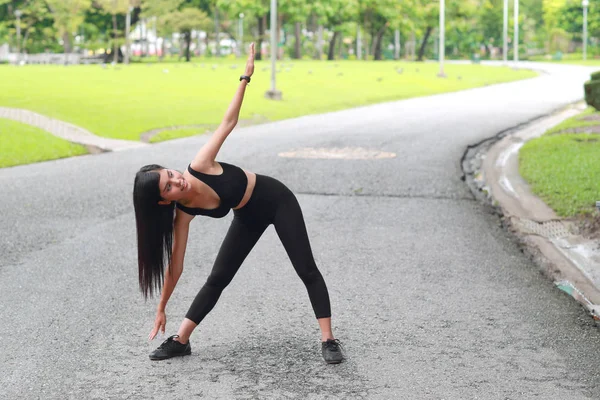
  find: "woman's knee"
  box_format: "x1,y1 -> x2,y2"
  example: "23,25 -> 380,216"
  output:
297,268 -> 323,285
205,273 -> 233,290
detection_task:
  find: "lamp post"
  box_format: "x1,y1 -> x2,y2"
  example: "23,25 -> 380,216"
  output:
14,9 -> 22,64
514,0 -> 519,65
394,29 -> 400,60
438,0 -> 446,77
357,26 -> 362,60
583,0 -> 589,61
125,6 -> 133,64
265,0 -> 282,100
238,13 -> 244,58
503,0 -> 508,65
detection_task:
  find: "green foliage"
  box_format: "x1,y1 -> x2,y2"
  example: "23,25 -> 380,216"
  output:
46,0 -> 93,40
159,7 -> 210,35
216,0 -> 269,20
585,80 -> 600,111
591,70 -> 600,81
0,0 -> 587,63
142,0 -> 184,18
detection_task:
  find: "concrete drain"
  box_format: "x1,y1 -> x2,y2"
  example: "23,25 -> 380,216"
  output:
278,147 -> 396,160
517,219 -> 572,239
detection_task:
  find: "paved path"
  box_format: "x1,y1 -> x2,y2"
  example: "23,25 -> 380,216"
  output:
0,106 -> 147,151
1,62 -> 599,399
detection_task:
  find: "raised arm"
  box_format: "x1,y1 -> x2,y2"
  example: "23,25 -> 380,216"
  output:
149,209 -> 194,340
191,43 -> 255,171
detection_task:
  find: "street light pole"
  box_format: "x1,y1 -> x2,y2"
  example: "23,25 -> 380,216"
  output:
125,6 -> 133,64
583,0 -> 589,61
503,0 -> 508,65
514,0 -> 519,64
394,29 -> 400,60
14,9 -> 22,64
238,13 -> 244,58
438,0 -> 445,77
357,26 -> 362,60
265,0 -> 282,100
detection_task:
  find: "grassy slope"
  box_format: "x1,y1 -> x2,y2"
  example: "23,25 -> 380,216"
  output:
0,118 -> 88,168
519,108 -> 600,216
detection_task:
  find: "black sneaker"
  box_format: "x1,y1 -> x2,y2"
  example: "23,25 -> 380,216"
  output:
149,335 -> 191,361
321,339 -> 344,364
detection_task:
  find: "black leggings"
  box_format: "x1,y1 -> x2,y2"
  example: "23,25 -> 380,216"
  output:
185,174 -> 332,324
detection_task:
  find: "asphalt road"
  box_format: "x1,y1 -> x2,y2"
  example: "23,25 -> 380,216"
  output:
2,62 -> 600,399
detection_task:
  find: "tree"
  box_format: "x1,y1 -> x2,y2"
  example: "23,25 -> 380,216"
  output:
279,0 -> 311,59
45,0 -> 92,54
0,0 -> 57,53
95,0 -> 141,62
218,0 -> 269,60
555,0 -> 600,43
313,0 -> 358,60
479,0 -> 503,58
543,0 -> 567,51
159,7 -> 210,61
142,0 -> 184,58
359,0 -> 410,60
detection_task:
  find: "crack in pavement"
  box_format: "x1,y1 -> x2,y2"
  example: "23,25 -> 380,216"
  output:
295,191 -> 476,201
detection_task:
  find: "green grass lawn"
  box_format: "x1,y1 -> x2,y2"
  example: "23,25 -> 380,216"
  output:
0,60 -> 536,142
529,53 -> 600,67
519,108 -> 600,217
149,127 -> 209,143
0,118 -> 88,168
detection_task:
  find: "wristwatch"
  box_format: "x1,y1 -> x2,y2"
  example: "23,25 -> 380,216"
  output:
240,75 -> 251,83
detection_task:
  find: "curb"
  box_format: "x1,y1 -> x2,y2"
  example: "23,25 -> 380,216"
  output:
463,103 -> 600,321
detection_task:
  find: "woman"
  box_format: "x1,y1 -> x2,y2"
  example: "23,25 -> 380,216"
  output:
133,43 -> 343,364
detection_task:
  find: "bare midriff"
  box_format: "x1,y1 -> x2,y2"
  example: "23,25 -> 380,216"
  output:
233,170 -> 256,210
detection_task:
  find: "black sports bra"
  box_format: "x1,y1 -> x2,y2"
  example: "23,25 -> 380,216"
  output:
176,162 -> 248,218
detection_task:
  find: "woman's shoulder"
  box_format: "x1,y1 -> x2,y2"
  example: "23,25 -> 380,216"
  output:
189,160 -> 223,175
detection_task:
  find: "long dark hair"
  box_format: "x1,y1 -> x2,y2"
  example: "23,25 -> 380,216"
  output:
133,164 -> 175,299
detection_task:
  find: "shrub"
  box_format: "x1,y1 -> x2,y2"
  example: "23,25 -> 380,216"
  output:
584,78 -> 600,111
591,70 -> 600,81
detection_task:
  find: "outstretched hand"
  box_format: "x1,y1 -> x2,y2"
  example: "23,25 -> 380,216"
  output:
244,42 -> 255,78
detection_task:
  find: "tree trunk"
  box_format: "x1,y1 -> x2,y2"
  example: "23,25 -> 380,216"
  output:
327,31 -> 339,61
214,8 -> 220,57
112,13 -> 118,63
256,15 -> 265,61
417,26 -> 433,61
394,29 -> 400,60
294,21 -> 301,59
22,27 -> 31,53
62,32 -> 71,54
356,25 -> 362,59
370,26 -> 376,57
363,13 -> 369,59
184,31 -> 191,62
204,29 -> 210,56
140,18 -> 145,57
315,25 -> 323,60
373,24 -> 387,60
